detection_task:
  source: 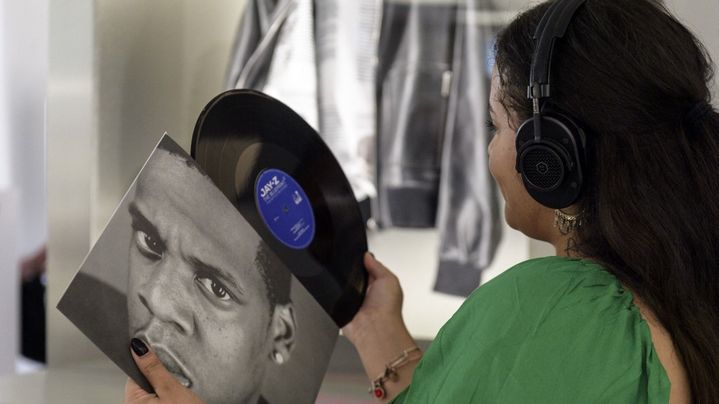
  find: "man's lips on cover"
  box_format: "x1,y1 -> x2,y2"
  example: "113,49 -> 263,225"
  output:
135,335 -> 194,389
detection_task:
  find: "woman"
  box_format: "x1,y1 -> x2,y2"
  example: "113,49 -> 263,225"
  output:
124,0 -> 719,402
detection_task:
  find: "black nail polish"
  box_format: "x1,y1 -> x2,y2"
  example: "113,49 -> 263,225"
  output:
131,338 -> 149,356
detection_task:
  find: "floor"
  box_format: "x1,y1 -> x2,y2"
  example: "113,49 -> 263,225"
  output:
0,337 -> 430,403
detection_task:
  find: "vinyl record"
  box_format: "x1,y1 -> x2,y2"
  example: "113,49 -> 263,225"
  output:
191,89 -> 367,327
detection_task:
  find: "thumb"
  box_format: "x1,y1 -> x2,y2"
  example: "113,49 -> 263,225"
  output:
130,338 -> 181,397
124,377 -> 156,404
363,252 -> 394,280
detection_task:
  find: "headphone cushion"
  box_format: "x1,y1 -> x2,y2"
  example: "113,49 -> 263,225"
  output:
515,113 -> 585,209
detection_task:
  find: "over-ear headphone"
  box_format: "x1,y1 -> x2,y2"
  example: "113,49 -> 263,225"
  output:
515,0 -> 588,209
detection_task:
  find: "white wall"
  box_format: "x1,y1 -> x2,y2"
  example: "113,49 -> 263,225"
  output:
1,0 -> 48,257
0,2 -> 8,192
0,0 -> 47,375
0,191 -> 18,376
92,1 -> 249,238
0,7 -> 14,375
665,0 -> 719,104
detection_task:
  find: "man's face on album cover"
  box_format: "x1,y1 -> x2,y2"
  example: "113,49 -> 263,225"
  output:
126,147 -> 294,403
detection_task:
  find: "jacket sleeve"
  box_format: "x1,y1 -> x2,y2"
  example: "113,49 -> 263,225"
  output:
224,0 -> 283,90
433,1 -> 503,296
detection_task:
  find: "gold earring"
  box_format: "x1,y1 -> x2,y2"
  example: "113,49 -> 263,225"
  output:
554,209 -> 582,235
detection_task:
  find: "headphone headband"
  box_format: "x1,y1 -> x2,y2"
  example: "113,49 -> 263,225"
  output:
515,0 -> 589,209
528,0 -> 587,102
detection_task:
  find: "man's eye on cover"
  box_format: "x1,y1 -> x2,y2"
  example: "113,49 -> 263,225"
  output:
195,275 -> 232,301
134,230 -> 163,259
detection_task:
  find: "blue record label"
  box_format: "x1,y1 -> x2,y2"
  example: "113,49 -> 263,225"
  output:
255,168 -> 316,249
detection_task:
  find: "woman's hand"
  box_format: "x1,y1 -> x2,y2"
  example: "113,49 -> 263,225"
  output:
123,338 -> 204,404
343,253 -> 405,345
342,253 -> 419,401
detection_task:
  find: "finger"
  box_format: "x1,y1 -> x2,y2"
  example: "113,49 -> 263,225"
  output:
124,378 -> 156,403
364,252 -> 394,279
130,338 -> 181,397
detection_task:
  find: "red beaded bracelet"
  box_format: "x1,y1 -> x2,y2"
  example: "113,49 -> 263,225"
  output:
368,346 -> 422,399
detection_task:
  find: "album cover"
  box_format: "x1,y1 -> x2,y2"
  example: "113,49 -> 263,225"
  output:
57,134 -> 339,404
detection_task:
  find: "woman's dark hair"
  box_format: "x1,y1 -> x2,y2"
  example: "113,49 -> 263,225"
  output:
496,0 -> 719,401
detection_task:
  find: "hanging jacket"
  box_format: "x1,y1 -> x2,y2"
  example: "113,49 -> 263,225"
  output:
314,0 -> 381,202
226,0 -> 380,202
376,0 -> 502,295
225,0 -> 504,297
226,0 -> 319,128
434,0 -> 504,296
225,0 -> 293,90
374,1 -> 456,228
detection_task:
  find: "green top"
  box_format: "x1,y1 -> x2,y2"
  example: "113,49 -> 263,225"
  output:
392,256 -> 670,403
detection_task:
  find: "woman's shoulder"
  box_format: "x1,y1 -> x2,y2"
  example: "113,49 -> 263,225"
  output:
418,255 -> 670,403
446,256 -> 631,339
482,255 -> 613,292
456,256 -> 621,319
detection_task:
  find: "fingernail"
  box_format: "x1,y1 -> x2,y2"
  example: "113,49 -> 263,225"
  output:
369,252 -> 375,258
131,338 -> 149,356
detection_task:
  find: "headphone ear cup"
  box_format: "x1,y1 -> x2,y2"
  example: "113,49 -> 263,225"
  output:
515,120 -> 566,192
515,113 -> 585,209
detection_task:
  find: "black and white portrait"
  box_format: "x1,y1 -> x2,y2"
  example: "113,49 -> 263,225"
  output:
58,135 -> 338,404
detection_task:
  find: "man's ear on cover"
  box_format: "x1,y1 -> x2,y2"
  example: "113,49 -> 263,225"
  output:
269,303 -> 296,365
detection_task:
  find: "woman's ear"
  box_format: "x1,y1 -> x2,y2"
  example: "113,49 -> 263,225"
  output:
269,303 -> 296,365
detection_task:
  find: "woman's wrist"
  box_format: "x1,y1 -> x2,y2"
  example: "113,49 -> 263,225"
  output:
360,337 -> 420,402
369,346 -> 423,400
347,309 -> 411,350
345,312 -> 419,401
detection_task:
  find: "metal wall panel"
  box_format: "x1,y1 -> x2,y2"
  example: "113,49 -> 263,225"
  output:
47,0 -> 246,367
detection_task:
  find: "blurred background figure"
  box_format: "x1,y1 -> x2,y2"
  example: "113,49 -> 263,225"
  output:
0,0 -> 48,374
20,246 -> 47,364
